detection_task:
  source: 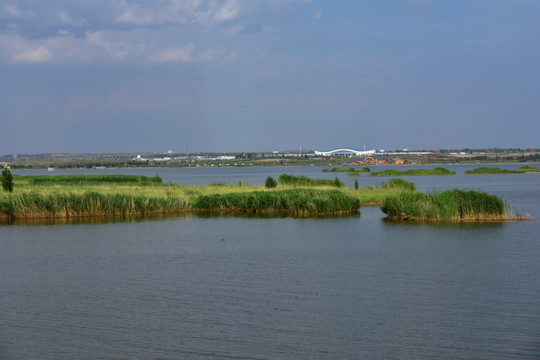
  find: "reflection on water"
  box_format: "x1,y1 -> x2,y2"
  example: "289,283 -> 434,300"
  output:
0,213 -> 191,226
0,210 -> 362,226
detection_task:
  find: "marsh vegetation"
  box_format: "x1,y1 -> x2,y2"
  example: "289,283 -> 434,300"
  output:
381,178 -> 416,191
464,166 -> 540,175
371,167 -> 455,177
322,167 -> 370,173
381,189 -> 525,222
0,173 -> 525,222
278,174 -> 345,187
0,174 -> 372,219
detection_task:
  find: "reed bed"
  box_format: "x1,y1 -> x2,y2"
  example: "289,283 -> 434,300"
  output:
0,191 -> 187,219
322,167 -> 370,173
464,166 -> 540,174
194,189 -> 360,214
339,186 -> 403,206
1,174 -> 412,219
14,174 -> 162,186
371,167 -> 455,177
381,178 -> 416,191
380,189 -> 520,221
278,174 -> 345,187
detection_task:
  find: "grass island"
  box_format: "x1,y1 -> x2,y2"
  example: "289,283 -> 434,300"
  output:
370,167 -> 456,177
381,189 -> 527,222
322,167 -> 370,173
0,173 -> 527,222
0,174 -> 383,219
464,166 -> 540,175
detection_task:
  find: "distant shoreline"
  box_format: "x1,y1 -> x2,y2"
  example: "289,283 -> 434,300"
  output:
7,161 -> 540,172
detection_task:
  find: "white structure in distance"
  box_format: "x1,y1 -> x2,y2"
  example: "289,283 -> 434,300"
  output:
314,148 -> 377,157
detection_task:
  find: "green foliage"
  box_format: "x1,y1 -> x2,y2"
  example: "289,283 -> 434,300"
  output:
19,174 -> 162,185
517,166 -> 540,172
208,182 -> 229,186
0,191 -> 187,219
381,178 -> 416,191
194,189 -> 360,214
265,176 -> 277,188
1,166 -> 14,192
322,167 -> 369,173
381,189 -> 509,221
354,179 -> 359,190
465,166 -> 540,174
371,167 -> 455,177
278,174 -> 345,187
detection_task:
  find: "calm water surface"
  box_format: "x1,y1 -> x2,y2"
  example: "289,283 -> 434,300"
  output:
1,166 -> 539,359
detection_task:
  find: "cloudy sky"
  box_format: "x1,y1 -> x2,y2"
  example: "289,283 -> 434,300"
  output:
1,0 -> 539,154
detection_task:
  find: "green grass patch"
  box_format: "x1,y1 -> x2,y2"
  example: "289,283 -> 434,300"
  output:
323,167 -> 370,173
465,166 -> 540,174
0,173 -> 367,218
381,178 -> 416,191
278,174 -> 345,187
380,189 -> 521,221
371,167 -> 455,177
0,191 -> 186,219
194,189 -> 360,214
14,174 -> 162,186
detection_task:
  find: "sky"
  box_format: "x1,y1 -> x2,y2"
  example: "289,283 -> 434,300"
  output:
1,0 -> 539,154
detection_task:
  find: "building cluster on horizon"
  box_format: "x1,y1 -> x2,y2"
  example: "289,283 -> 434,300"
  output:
344,156 -> 405,166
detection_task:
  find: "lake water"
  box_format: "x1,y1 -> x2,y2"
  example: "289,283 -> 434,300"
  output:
1,165 -> 539,359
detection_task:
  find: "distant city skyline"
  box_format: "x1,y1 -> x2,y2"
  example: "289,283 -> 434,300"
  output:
1,1 -> 539,154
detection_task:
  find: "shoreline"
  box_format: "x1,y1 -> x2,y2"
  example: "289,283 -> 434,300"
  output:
5,161 -> 540,171
7,164 -> 540,174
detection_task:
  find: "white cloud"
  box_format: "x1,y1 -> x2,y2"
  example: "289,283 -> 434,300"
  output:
152,44 -> 195,63
3,5 -> 35,19
116,5 -> 159,25
311,8 -> 322,20
5,5 -> 22,18
115,0 -> 240,26
0,29 -> 236,65
57,29 -> 74,37
211,0 -> 239,22
57,12 -> 88,27
0,0 -> 317,66
13,47 -> 52,63
85,31 -> 132,61
0,31 -> 132,64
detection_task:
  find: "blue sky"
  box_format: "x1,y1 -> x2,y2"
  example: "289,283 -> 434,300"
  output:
1,0 -> 539,154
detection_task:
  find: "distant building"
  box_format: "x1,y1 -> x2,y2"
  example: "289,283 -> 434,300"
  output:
314,148 -> 376,156
344,156 -> 405,166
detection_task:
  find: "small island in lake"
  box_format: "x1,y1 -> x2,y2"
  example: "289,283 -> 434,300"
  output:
0,173 -> 528,222
464,166 -> 540,175
370,167 -> 456,177
381,189 -> 528,222
322,167 -> 370,173
0,173 -> 367,219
